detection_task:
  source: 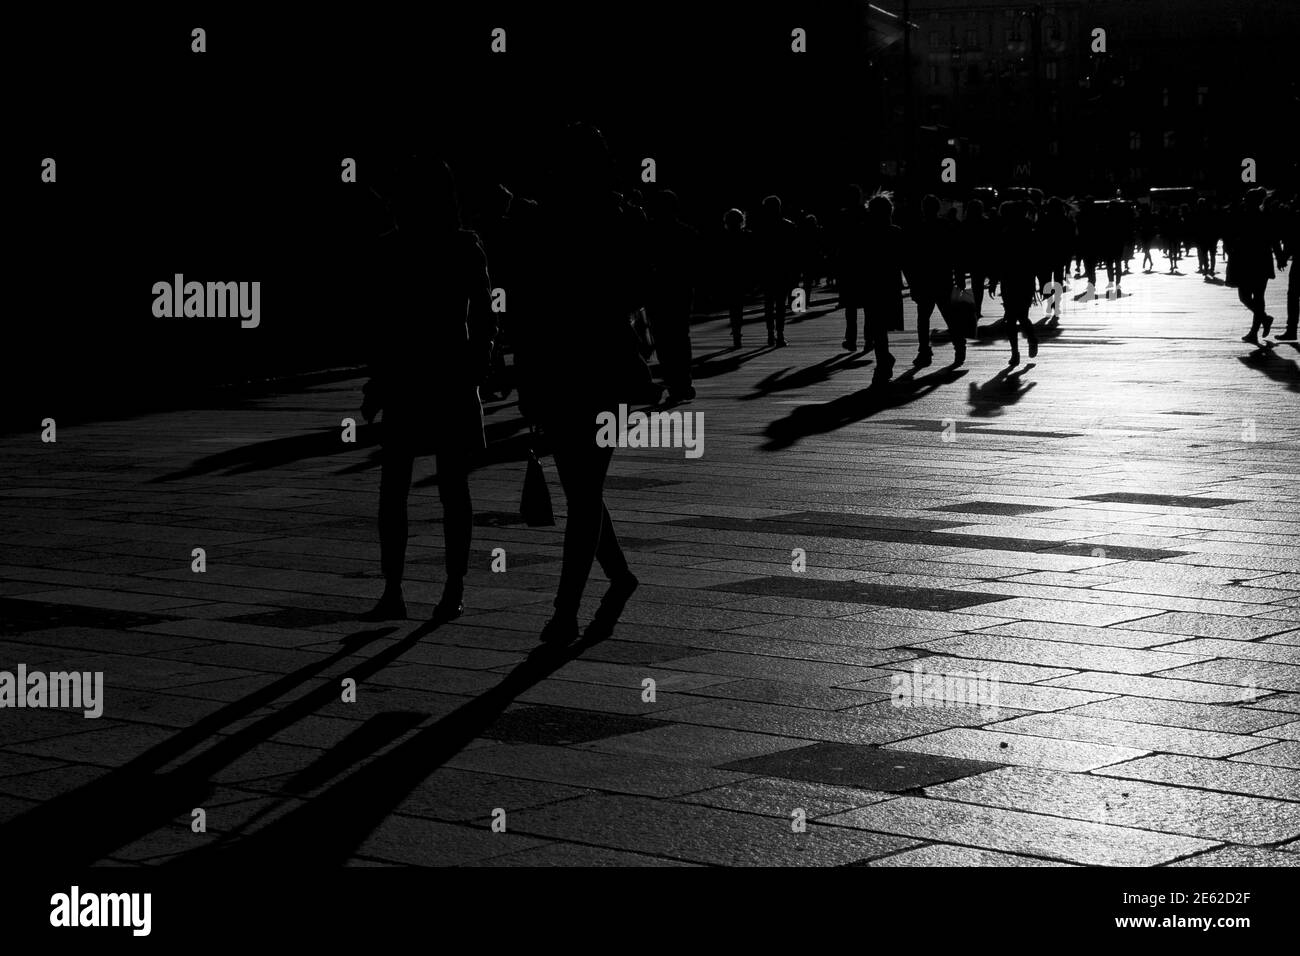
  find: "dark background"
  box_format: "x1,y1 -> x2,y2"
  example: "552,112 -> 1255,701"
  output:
7,1 -> 1297,431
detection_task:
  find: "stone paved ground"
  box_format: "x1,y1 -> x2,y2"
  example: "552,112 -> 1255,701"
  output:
1,263 -> 1298,867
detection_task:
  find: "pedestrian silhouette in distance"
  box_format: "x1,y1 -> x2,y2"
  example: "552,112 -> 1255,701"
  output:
905,194 -> 965,368
860,193 -> 904,384
988,199 -> 1040,368
754,194 -> 798,347
718,207 -> 752,349
645,188 -> 700,403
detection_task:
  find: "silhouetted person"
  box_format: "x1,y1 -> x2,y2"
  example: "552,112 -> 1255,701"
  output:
645,189 -> 699,403
1138,206 -> 1156,272
1281,194 -> 1299,342
1103,201 -> 1129,293
360,157 -> 496,622
512,123 -> 642,644
834,184 -> 870,351
905,194 -> 965,368
799,212 -> 824,298
718,208 -> 751,348
988,200 -> 1039,367
961,198 -> 994,320
1039,196 -> 1076,314
1076,197 -> 1102,295
861,194 -> 904,384
1164,206 -> 1184,273
1193,197 -> 1219,277
1231,189 -> 1282,344
754,195 -> 797,346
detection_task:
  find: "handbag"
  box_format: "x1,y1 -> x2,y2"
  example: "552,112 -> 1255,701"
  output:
520,430 -> 555,527
948,286 -> 978,339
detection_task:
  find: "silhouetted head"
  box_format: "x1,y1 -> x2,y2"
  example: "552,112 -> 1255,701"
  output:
966,198 -> 984,219
762,195 -> 783,219
391,154 -> 462,233
723,208 -> 745,231
1000,200 -> 1027,221
866,194 -> 893,223
844,184 -> 863,209
922,194 -> 940,219
649,189 -> 679,222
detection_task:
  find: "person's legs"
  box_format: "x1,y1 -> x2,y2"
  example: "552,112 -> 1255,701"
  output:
971,273 -> 986,317
366,446 -> 415,618
763,290 -> 776,343
729,298 -> 744,345
915,298 -> 935,361
867,299 -> 895,381
772,286 -> 788,342
1285,263 -> 1299,337
934,288 -> 965,364
1007,299 -> 1032,363
434,446 -> 472,610
550,428 -> 622,620
844,304 -> 859,349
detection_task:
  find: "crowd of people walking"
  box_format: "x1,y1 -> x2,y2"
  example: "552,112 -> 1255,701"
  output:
356,124 -> 1299,643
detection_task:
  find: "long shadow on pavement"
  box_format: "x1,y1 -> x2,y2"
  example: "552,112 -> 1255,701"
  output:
0,625 -> 410,866
743,351 -> 875,401
166,629 -> 615,868
967,366 -> 1038,418
761,365 -> 968,450
1239,346 -> 1300,392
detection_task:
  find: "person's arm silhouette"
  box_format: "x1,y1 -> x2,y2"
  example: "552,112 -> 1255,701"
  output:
462,232 -> 496,383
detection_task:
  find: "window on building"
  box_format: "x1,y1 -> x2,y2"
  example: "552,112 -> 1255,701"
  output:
1045,61 -> 1058,80
1049,140 -> 1059,156
930,65 -> 941,85
1164,130 -> 1176,149
930,31 -> 943,49
965,29 -> 978,47
1129,131 -> 1141,151
1197,85 -> 1209,107
1162,87 -> 1169,108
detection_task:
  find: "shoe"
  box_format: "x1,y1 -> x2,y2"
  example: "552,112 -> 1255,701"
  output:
539,613 -> 580,645
767,334 -> 776,347
1008,351 -> 1022,368
668,386 -> 697,403
776,334 -> 788,347
912,349 -> 933,369
432,584 -> 464,624
732,337 -> 742,349
1241,333 -> 1260,345
842,340 -> 857,351
1261,315 -> 1274,336
585,573 -> 639,642
360,590 -> 407,621
1278,326 -> 1299,342
952,345 -> 967,368
1027,338 -> 1039,359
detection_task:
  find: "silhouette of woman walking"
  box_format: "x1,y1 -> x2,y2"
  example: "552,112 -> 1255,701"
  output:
360,156 -> 496,622
513,124 -> 644,644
